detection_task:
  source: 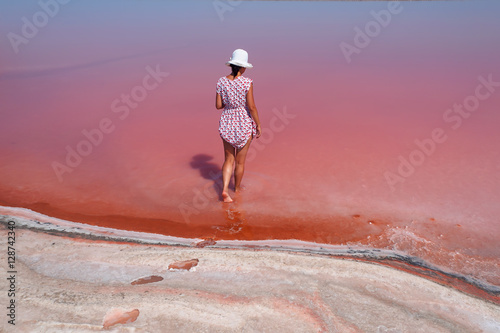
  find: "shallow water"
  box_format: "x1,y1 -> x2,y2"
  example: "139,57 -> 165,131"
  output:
1,0 -> 500,296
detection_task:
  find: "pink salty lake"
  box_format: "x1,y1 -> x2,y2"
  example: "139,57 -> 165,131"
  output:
1,1 -> 499,300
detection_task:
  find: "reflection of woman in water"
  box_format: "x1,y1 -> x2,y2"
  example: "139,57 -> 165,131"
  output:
215,49 -> 262,203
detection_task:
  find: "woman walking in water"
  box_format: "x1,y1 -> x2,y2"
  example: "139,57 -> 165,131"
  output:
215,49 -> 261,203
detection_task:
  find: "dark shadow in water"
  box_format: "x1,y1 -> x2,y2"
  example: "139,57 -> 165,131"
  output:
190,154 -> 233,201
190,154 -> 219,180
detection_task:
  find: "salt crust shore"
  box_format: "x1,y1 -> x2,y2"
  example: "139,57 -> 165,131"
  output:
0,208 -> 499,332
1,228 -> 500,332
1,206 -> 499,300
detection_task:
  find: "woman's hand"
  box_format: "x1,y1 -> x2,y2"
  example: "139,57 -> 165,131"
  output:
255,124 -> 262,138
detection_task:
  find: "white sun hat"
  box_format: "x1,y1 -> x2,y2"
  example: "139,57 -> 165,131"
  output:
225,49 -> 253,68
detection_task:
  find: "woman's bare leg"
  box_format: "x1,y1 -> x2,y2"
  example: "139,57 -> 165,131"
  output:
222,139 -> 235,202
234,136 -> 252,192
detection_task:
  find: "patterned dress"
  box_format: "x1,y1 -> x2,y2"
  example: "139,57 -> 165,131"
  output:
216,76 -> 257,149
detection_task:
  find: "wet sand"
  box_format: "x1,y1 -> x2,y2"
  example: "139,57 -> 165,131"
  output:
1,221 -> 499,332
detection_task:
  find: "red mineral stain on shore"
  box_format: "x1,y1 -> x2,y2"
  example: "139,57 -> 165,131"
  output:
131,275 -> 163,285
196,238 -> 217,248
102,308 -> 139,329
169,259 -> 199,271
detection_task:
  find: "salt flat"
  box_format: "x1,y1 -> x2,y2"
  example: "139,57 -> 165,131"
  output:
2,226 -> 498,332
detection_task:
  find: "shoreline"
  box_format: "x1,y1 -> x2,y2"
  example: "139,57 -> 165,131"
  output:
1,224 -> 499,331
1,205 -> 498,305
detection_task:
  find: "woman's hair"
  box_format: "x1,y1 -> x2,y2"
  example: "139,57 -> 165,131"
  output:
230,64 -> 242,78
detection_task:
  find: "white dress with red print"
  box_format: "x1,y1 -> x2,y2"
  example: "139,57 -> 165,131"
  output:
216,76 -> 257,149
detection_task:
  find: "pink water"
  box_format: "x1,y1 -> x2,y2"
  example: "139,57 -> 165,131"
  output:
1,1 -> 499,297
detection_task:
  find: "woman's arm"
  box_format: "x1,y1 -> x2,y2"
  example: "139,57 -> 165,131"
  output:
246,83 -> 261,138
215,93 -> 224,109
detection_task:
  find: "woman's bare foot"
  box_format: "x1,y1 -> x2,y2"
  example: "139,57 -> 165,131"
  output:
222,191 -> 233,203
235,185 -> 246,193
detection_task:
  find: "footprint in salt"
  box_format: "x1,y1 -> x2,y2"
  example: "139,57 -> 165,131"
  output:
168,258 -> 199,271
130,275 -> 164,285
102,308 -> 139,329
